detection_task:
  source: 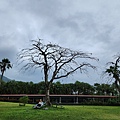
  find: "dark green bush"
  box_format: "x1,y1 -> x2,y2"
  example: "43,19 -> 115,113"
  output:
19,96 -> 29,106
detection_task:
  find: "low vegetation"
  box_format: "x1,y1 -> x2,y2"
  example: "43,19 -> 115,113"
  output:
19,96 -> 29,106
0,102 -> 120,120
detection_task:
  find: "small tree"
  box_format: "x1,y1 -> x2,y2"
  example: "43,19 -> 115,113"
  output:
19,96 -> 29,106
18,39 -> 98,106
105,55 -> 120,94
0,58 -> 12,85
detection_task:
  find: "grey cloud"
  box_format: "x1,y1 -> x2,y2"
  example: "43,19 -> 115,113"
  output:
0,35 -> 17,62
0,0 -> 120,84
0,47 -> 16,62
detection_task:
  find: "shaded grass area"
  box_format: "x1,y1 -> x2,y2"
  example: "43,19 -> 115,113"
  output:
0,102 -> 120,120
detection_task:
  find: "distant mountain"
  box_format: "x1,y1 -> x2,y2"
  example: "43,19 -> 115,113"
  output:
0,75 -> 11,82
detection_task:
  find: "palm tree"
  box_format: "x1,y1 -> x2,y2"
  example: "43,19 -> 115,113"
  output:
0,58 -> 12,85
105,56 -> 120,94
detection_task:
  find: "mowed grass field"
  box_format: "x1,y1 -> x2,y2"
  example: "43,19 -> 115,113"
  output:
0,102 -> 120,120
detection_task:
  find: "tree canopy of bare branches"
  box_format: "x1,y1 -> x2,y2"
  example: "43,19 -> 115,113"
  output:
17,39 -> 98,105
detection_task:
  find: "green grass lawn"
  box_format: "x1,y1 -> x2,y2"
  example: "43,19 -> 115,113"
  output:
0,102 -> 120,120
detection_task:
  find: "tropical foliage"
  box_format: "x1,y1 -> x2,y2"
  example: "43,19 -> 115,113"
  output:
0,58 -> 12,85
105,55 -> 120,93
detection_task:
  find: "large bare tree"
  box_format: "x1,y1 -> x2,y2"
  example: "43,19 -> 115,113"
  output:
18,39 -> 98,105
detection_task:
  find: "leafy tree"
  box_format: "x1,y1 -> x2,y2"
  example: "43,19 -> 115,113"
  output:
17,39 -> 98,106
0,58 -> 12,85
105,55 -> 120,93
94,83 -> 113,95
74,81 -> 94,95
0,79 -> 6,93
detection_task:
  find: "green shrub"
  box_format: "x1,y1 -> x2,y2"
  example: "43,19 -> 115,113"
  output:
19,96 -> 29,106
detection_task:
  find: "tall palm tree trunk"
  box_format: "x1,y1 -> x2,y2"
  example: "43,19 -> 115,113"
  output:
1,71 -> 4,80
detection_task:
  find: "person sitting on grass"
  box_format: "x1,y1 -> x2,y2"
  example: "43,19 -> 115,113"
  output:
33,99 -> 44,109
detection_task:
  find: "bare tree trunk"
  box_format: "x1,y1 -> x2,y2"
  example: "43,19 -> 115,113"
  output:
0,72 -> 3,86
0,78 -> 1,86
0,71 -> 4,85
45,86 -> 52,106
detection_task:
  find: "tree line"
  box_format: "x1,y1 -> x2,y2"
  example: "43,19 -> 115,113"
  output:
0,80 -> 118,96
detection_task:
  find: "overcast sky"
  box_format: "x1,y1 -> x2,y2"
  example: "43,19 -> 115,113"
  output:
0,0 -> 120,85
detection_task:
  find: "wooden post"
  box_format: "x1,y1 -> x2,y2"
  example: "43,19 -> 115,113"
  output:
76,97 -> 78,104
59,97 -> 61,103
